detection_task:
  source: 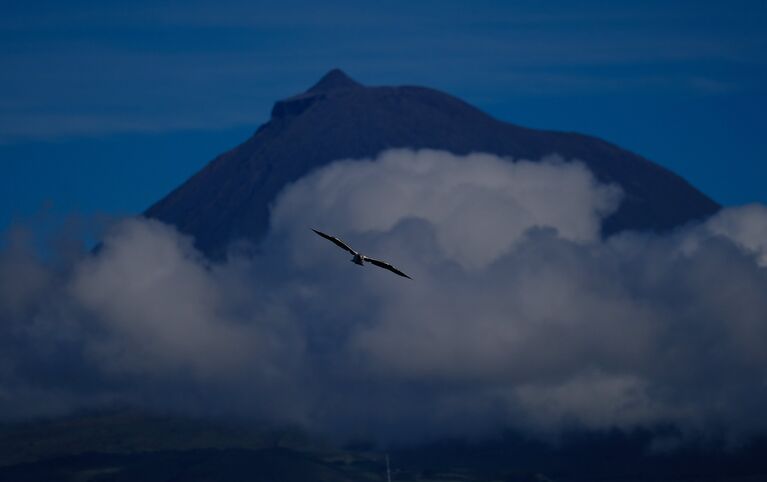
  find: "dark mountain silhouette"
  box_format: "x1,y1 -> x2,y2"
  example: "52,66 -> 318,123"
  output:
146,69 -> 719,257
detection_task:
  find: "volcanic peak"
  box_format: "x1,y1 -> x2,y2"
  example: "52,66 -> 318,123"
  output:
307,68 -> 362,93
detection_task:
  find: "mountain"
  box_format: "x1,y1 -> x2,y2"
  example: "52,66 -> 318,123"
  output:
146,69 -> 719,258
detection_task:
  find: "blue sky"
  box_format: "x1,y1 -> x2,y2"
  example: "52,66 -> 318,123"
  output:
2,0 -> 766,234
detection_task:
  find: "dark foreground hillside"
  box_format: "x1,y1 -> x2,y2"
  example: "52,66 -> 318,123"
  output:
0,449 -> 378,482
2,412 -> 767,482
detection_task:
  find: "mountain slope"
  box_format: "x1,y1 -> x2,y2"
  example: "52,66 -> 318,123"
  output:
146,69 -> 719,257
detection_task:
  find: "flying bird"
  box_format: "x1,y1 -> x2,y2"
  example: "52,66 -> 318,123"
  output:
312,229 -> 412,279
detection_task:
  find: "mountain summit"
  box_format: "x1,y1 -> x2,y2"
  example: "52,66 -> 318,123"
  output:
307,68 -> 363,93
146,69 -> 719,258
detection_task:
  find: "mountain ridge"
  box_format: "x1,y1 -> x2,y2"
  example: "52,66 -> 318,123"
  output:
146,69 -> 719,258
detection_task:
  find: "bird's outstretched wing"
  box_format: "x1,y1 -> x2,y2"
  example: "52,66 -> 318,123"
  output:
312,229 -> 357,255
363,256 -> 412,279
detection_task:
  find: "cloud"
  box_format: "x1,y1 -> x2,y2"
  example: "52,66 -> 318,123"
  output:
2,149 -> 767,445
704,203 -> 767,266
272,149 -> 621,270
71,219 -> 291,379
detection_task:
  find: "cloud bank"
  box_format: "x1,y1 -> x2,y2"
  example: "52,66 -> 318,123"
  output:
2,149 -> 767,445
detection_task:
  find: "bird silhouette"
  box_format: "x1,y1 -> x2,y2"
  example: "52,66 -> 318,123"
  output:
312,229 -> 412,279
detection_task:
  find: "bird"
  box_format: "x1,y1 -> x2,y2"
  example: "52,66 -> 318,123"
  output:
311,229 -> 412,279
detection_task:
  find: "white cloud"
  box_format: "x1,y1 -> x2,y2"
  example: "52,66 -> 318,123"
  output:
272,149 -> 621,270
2,149 -> 767,444
705,203 -> 767,266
